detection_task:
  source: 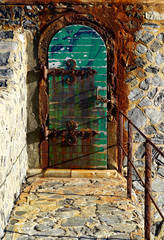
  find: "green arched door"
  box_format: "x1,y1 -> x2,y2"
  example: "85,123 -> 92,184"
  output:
48,25 -> 107,169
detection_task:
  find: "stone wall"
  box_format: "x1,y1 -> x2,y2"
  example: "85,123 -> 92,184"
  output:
125,12 -> 164,172
0,30 -> 27,238
122,7 -> 164,239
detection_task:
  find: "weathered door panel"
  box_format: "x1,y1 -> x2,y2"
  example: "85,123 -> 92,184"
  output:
48,25 -> 107,169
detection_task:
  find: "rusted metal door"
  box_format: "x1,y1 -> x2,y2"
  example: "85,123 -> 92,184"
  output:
48,25 -> 107,169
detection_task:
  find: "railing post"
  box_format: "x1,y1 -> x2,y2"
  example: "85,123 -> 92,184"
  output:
118,111 -> 123,174
127,122 -> 133,199
145,140 -> 152,240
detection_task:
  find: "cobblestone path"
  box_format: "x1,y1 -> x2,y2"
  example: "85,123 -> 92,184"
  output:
2,175 -> 144,240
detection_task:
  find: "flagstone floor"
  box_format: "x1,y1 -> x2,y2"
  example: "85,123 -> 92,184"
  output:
2,174 -> 144,240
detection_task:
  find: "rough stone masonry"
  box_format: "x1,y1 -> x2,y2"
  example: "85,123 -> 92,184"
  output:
0,29 -> 28,238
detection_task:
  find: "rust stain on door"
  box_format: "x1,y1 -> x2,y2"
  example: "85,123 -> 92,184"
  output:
48,24 -> 107,169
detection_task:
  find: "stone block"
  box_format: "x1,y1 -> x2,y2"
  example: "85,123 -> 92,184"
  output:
155,53 -> 164,65
138,97 -> 152,107
128,88 -> 144,101
144,125 -> 157,135
157,193 -> 164,207
145,108 -> 163,124
128,107 -> 147,128
134,29 -> 143,42
98,214 -> 124,225
142,23 -> 161,29
139,78 -> 150,90
154,91 -> 164,106
146,50 -> 153,62
62,216 -> 90,227
145,65 -> 159,74
0,41 -> 18,51
157,33 -> 164,42
0,68 -> 13,77
151,134 -> 164,145
129,80 -> 138,87
145,11 -> 164,20
147,87 -> 157,99
135,44 -> 147,56
133,181 -> 144,192
152,178 -> 164,192
152,74 -> 163,86
136,70 -> 147,78
150,40 -> 163,52
140,32 -> 154,45
125,75 -> 136,84
135,57 -> 147,68
0,52 -> 10,66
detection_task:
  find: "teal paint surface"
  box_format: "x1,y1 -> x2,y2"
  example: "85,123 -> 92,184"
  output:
48,25 -> 107,169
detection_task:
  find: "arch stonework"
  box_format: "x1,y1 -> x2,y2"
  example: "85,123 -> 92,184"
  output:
38,13 -> 115,66
38,13 -> 118,169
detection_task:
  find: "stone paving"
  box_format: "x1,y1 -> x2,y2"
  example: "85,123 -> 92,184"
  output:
2,174 -> 144,240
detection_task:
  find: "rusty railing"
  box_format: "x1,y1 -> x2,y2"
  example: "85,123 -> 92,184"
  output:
118,110 -> 164,240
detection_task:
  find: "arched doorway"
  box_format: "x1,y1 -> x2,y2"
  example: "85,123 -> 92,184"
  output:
38,14 -> 117,170
48,25 -> 107,169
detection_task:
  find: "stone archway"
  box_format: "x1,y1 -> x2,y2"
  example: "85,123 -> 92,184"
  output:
38,13 -> 117,169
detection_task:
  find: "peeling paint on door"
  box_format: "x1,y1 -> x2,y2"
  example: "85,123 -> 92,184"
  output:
48,24 -> 107,169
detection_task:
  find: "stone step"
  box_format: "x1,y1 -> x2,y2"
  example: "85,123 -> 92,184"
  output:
27,168 -> 122,179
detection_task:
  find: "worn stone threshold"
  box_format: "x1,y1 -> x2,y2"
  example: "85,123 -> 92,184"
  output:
27,168 -> 122,179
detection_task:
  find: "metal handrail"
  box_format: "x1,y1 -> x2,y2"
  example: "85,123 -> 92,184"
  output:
120,111 -> 164,158
118,110 -> 164,240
